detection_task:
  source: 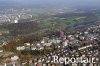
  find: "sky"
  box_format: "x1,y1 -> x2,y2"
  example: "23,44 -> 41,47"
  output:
0,0 -> 100,8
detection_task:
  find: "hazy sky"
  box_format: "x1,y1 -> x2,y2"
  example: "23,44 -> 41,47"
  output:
0,0 -> 100,8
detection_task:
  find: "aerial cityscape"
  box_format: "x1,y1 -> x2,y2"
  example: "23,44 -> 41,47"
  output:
0,0 -> 100,66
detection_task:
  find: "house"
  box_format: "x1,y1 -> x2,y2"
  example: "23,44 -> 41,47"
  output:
24,43 -> 31,49
16,46 -> 25,51
43,42 -> 52,47
63,40 -> 68,47
0,50 -> 3,52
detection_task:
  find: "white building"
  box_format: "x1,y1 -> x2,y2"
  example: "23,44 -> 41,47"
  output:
43,42 -> 52,47
63,40 -> 68,47
16,46 -> 25,51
